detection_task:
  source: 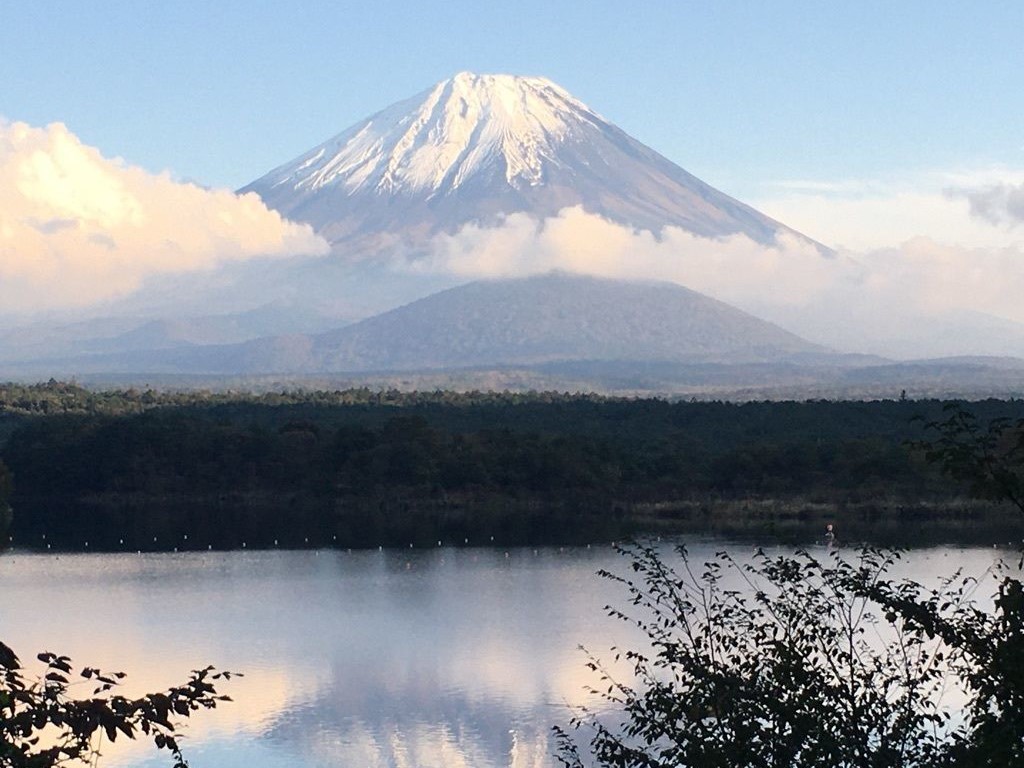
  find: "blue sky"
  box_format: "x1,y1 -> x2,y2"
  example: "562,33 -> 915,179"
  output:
4,0 -> 1022,196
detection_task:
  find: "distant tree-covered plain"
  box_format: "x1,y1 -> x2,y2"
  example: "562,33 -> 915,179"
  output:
1,381 -> 1022,550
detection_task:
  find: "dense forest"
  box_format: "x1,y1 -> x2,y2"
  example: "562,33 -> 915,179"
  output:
2,381 -> 1023,550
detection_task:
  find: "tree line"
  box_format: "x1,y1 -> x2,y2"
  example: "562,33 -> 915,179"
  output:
3,389 -> 1024,549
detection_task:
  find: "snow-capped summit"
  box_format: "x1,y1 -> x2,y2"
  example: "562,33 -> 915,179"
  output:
241,72 -> 827,252
269,72 -> 597,196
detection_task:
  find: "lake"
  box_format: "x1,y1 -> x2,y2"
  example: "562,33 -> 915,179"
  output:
0,541 -> 1016,767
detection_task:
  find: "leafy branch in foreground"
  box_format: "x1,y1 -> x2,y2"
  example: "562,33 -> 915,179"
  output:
558,406 -> 1024,767
0,642 -> 237,767
556,545 -> 972,767
859,556 -> 1024,765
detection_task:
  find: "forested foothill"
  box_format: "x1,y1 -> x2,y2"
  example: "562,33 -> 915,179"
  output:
1,381 -> 1023,551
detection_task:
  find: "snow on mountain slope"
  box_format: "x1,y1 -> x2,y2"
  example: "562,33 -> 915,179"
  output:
241,72 -> 830,253
271,73 -> 590,195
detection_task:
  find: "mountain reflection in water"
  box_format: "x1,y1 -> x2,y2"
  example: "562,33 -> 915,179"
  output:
0,543 -> 1014,767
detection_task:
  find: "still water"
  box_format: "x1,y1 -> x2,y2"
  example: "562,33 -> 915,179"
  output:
0,541 -> 1015,767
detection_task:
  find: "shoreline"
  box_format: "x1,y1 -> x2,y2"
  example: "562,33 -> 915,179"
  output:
7,493 -> 1021,553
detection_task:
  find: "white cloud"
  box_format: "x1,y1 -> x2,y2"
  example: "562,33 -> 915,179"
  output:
410,206 -> 836,307
949,181 -> 1024,228
403,204 -> 1024,357
751,167 -> 1024,251
0,120 -> 329,312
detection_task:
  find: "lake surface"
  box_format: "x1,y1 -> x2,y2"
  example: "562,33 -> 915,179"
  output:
0,541 -> 1016,767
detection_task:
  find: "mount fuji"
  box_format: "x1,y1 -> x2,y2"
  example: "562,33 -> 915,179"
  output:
15,72 -> 1021,393
241,71 -> 828,255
